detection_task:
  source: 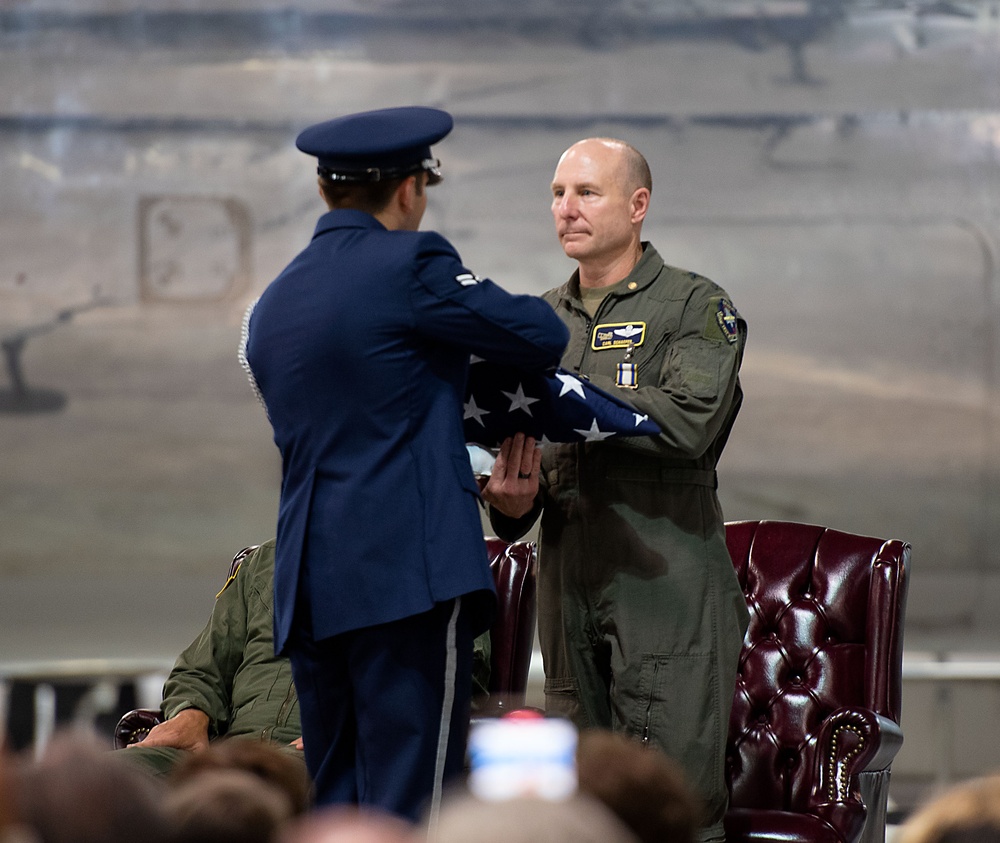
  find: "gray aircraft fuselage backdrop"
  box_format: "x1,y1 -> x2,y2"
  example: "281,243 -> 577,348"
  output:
2,0 -> 999,789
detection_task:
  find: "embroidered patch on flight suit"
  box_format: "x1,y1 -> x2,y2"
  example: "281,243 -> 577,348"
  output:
705,298 -> 739,345
215,561 -> 242,599
591,322 -> 647,350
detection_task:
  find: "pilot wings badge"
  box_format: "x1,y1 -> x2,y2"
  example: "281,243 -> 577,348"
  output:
591,322 -> 646,350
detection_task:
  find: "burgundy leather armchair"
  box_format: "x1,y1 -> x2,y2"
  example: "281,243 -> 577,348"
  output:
115,538 -> 537,747
723,520 -> 910,843
482,536 -> 538,713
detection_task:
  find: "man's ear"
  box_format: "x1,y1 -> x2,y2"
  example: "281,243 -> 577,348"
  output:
397,175 -> 419,215
317,180 -> 334,211
630,187 -> 650,225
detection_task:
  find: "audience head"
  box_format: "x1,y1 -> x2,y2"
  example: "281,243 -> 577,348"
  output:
429,793 -> 639,843
898,774 -> 1000,843
0,724 -> 705,843
7,730 -> 171,843
278,806 -> 416,843
169,737 -> 311,815
164,767 -> 295,843
575,728 -> 701,843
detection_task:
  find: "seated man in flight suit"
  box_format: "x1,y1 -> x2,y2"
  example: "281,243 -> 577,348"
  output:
121,539 -> 491,779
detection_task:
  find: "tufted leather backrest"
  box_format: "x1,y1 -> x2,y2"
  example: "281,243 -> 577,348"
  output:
724,520 -> 909,813
485,537 -> 537,711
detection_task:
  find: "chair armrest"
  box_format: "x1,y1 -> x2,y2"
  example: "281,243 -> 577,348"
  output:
113,708 -> 164,749
861,713 -> 903,772
807,707 -> 901,840
813,707 -> 902,803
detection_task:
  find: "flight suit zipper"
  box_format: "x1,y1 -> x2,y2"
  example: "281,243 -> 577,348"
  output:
571,283 -> 650,378
277,681 -> 296,725
568,291 -> 612,375
641,658 -> 659,745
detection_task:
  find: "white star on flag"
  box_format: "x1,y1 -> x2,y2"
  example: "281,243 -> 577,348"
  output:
502,383 -> 541,415
573,419 -> 616,441
462,362 -> 662,447
555,372 -> 587,399
464,396 -> 489,426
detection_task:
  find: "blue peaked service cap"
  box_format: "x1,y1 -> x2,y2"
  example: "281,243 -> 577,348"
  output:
463,361 -> 662,448
296,106 -> 453,184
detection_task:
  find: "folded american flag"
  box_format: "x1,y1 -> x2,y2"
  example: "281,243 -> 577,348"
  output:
463,360 -> 662,448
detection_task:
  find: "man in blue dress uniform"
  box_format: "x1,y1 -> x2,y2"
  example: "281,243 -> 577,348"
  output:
240,106 -> 568,824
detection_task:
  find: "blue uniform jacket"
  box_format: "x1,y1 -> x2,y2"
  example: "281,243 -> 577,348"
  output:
244,209 -> 568,653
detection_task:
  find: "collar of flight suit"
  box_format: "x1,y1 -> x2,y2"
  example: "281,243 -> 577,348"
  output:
559,241 -> 664,307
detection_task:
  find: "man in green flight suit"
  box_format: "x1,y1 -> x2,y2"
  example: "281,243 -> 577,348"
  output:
123,539 -> 491,778
484,137 -> 749,843
122,539 -> 301,776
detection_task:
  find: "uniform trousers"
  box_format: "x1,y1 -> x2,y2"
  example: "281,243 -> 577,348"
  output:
287,595 -> 475,824
536,461 -> 748,843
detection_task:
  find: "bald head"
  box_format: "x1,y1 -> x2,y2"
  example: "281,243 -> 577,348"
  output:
558,138 -> 651,195
551,138 -> 652,285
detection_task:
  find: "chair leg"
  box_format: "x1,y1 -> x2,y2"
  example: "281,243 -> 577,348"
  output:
857,769 -> 890,843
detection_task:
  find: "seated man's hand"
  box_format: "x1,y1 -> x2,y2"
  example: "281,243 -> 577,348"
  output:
481,433 -> 541,519
129,707 -> 210,753
290,737 -> 304,751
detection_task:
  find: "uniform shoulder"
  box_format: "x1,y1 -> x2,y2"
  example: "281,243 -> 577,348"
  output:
215,540 -> 275,599
659,262 -> 721,294
247,539 -> 276,566
408,228 -> 457,252
657,262 -> 738,307
401,229 -> 465,272
232,539 -> 276,578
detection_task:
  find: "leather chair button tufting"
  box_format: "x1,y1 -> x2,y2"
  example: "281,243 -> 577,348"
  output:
722,520 -> 910,843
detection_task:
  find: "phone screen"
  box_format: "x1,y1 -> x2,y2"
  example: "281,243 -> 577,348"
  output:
467,716 -> 578,801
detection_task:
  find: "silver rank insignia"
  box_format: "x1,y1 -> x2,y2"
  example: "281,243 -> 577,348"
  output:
616,342 -> 638,389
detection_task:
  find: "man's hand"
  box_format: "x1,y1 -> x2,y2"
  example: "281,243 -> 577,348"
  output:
481,433 -> 541,519
128,707 -> 210,753
290,737 -> 304,751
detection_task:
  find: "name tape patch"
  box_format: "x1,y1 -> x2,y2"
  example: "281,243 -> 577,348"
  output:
591,322 -> 646,350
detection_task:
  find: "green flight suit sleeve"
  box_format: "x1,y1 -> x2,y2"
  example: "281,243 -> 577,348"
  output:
588,287 -> 746,460
159,548 -> 256,735
472,630 -> 491,708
